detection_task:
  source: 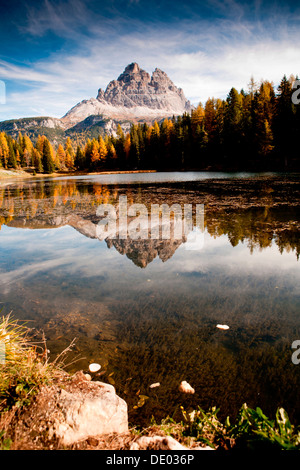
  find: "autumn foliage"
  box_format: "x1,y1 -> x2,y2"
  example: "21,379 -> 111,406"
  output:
0,75 -> 299,173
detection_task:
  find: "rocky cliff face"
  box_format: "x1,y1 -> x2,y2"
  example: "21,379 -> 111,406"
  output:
98,63 -> 189,111
61,63 -> 192,128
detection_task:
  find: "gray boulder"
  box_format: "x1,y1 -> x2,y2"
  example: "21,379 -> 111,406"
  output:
48,372 -> 128,446
11,370 -> 128,448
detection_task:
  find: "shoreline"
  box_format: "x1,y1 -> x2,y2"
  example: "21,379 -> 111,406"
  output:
1,167 -> 299,183
0,168 -> 158,181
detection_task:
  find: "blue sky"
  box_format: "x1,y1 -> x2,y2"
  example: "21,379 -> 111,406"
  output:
0,0 -> 299,121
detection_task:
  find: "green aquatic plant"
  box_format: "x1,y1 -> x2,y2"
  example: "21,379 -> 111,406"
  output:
180,405 -> 230,449
179,403 -> 300,450
230,403 -> 300,450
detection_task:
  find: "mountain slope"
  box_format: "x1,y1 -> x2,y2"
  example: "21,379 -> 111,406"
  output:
0,63 -> 192,143
0,116 -> 65,143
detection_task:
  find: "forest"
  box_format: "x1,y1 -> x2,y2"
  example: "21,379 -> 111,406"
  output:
0,74 -> 299,173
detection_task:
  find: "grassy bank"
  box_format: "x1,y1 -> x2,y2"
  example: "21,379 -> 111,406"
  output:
0,169 -> 34,180
0,168 -> 158,181
1,314 -> 300,450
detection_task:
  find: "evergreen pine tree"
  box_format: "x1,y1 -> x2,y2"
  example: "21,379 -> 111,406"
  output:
74,146 -> 86,170
42,138 -> 55,174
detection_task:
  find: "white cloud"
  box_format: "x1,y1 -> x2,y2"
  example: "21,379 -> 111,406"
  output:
1,3 -> 299,120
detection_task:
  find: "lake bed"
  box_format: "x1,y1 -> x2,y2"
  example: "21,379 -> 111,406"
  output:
0,171 -> 299,426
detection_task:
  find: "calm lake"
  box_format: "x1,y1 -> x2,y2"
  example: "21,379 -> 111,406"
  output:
0,171 -> 299,427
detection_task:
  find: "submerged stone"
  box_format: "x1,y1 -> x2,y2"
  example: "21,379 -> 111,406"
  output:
179,381 -> 195,394
89,363 -> 101,373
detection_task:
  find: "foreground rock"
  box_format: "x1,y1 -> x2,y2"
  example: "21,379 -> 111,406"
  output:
49,372 -> 128,446
2,371 -> 213,450
2,364 -> 294,450
6,371 -> 128,448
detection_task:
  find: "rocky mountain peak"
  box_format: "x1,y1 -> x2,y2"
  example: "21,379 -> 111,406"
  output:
152,67 -> 168,77
61,63 -> 192,129
95,63 -> 191,109
112,62 -> 150,89
123,62 -> 141,74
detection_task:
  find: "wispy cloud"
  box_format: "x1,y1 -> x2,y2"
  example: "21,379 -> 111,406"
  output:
22,0 -> 93,38
0,0 -> 299,120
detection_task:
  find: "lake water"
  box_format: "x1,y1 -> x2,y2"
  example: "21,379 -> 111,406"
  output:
0,171 -> 299,427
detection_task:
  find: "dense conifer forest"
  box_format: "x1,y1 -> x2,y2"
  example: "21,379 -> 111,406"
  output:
0,75 -> 299,173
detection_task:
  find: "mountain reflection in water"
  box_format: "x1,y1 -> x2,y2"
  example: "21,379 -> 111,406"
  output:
0,173 -> 299,427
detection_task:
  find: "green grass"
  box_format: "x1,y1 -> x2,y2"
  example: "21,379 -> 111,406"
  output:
0,314 -> 56,412
0,313 -> 78,449
0,314 -> 55,449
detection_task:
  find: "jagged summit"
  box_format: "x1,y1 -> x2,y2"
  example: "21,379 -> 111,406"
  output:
61,63 -> 192,128
117,62 -> 144,79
